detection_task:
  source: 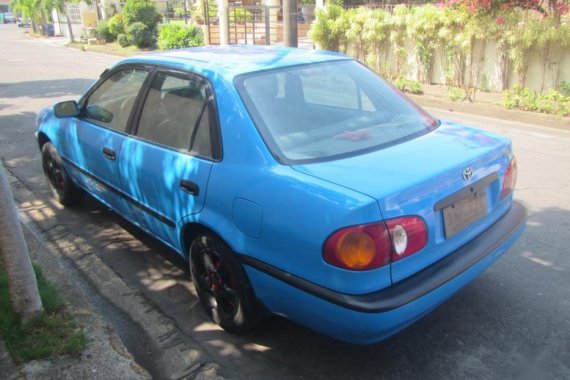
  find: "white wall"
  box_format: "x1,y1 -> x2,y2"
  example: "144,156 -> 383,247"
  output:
349,38 -> 569,92
427,39 -> 568,92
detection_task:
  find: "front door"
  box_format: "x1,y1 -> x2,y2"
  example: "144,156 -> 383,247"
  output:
69,67 -> 151,213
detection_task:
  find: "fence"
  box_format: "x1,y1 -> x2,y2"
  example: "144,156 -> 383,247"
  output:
203,3 -> 314,45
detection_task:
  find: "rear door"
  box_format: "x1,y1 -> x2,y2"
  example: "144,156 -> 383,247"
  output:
118,70 -> 221,248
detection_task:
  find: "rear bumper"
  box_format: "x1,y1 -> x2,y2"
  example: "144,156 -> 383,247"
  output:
242,201 -> 527,344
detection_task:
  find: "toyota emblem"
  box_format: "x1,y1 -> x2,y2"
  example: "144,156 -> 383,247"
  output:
462,167 -> 473,181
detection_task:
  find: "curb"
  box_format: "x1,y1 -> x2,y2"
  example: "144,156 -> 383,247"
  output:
6,167 -> 225,380
409,94 -> 570,130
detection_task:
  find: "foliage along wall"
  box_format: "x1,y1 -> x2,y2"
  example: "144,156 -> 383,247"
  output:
309,4 -> 570,93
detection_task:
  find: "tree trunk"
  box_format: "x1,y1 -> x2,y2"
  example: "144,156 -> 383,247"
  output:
40,10 -> 48,36
541,41 -> 551,94
94,0 -> 102,20
63,6 -> 75,43
0,166 -> 43,323
499,46 -> 511,91
554,46 -> 563,90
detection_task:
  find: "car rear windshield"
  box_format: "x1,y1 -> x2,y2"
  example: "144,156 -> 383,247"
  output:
235,60 -> 439,164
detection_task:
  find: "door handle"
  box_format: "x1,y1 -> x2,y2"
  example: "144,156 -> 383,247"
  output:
102,147 -> 115,161
180,180 -> 199,196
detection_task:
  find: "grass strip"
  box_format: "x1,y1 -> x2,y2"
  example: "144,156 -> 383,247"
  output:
0,257 -> 86,363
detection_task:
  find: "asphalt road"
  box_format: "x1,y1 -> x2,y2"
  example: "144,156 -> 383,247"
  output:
1,24 -> 569,379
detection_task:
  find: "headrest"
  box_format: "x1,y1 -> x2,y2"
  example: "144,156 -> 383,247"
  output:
245,75 -> 278,100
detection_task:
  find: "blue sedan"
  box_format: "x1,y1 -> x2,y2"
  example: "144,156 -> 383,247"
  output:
36,46 -> 526,344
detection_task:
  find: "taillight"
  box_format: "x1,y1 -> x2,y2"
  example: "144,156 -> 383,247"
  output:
500,157 -> 518,200
386,217 -> 428,262
323,217 -> 427,271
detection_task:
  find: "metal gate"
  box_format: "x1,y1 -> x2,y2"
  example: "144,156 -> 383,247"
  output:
201,0 -> 315,46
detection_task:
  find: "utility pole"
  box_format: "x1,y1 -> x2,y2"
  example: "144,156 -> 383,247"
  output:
184,0 -> 189,25
283,0 -> 298,47
0,165 -> 43,323
218,0 -> 229,46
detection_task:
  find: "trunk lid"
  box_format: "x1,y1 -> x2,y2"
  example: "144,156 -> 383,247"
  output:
292,121 -> 514,283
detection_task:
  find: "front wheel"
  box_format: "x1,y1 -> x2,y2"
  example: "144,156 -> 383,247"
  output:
189,232 -> 260,332
41,142 -> 84,206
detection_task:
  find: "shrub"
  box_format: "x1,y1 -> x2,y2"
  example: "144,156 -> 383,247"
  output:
308,4 -> 346,51
448,87 -> 465,101
127,22 -> 155,48
117,33 -> 130,47
108,13 -> 125,37
394,78 -> 423,95
122,0 -> 161,30
502,84 -> 569,116
158,24 -> 203,50
95,20 -> 115,42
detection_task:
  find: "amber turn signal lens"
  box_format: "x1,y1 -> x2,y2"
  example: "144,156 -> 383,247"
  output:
335,231 -> 376,269
323,222 -> 392,271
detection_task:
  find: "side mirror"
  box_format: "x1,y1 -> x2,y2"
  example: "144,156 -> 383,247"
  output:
54,101 -> 80,118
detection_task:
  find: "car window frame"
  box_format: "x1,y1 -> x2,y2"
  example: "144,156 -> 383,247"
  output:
77,63 -> 155,135
129,66 -> 223,162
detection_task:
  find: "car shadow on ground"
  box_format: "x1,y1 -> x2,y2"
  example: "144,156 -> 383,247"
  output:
60,194 -> 569,380
0,78 -> 95,100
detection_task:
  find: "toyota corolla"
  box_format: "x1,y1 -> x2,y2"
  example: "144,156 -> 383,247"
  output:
36,46 -> 526,344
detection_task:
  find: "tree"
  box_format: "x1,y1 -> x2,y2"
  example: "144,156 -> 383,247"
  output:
10,0 -> 46,35
0,166 -> 43,323
122,0 -> 161,30
10,0 -> 92,40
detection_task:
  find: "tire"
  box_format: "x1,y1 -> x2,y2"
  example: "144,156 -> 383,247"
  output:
189,232 -> 259,332
41,142 -> 84,207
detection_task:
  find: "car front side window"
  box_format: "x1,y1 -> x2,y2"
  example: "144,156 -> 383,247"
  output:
84,68 -> 149,132
136,72 -> 213,158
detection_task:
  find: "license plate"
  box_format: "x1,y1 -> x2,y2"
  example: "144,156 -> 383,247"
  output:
443,189 -> 487,239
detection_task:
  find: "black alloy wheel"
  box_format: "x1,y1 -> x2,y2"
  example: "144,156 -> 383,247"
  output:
189,232 -> 259,332
41,142 -> 84,206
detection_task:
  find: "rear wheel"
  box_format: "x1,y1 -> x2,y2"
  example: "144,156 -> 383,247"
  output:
41,142 -> 84,206
189,232 -> 259,332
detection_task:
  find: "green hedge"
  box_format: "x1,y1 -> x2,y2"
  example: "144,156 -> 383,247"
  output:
309,5 -> 570,94
158,24 -> 203,50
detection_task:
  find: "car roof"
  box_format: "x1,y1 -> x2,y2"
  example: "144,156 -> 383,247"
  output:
116,45 -> 352,80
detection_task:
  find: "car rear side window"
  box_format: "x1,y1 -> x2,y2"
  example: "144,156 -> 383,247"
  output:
136,72 -> 212,157
84,68 -> 149,132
